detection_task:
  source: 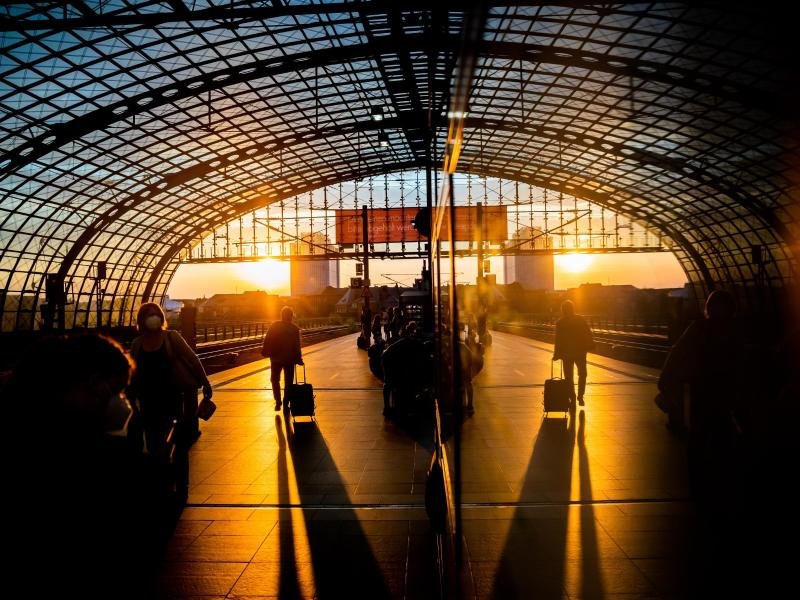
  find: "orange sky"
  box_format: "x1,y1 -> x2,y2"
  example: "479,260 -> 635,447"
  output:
167,252 -> 686,299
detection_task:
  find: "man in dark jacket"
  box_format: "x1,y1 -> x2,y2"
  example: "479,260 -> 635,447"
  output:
262,306 -> 303,411
553,300 -> 594,406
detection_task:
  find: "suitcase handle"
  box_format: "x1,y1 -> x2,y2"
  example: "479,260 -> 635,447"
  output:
551,358 -> 564,379
294,363 -> 306,384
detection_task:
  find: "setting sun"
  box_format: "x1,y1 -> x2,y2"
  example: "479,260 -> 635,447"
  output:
556,253 -> 595,273
233,260 -> 289,293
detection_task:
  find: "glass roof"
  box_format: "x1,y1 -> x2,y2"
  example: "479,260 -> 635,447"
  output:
1,1 -> 798,329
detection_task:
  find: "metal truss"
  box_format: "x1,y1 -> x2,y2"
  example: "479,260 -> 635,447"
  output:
0,2 -> 798,329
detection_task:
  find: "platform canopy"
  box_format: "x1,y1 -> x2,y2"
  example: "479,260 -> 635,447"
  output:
1,1 -> 798,329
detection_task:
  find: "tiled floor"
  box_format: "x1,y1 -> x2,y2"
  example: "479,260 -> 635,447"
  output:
158,331 -> 701,599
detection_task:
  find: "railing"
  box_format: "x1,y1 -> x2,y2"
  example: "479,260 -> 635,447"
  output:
495,321 -> 670,368
196,324 -> 354,367
192,317 -> 353,344
511,313 -> 669,338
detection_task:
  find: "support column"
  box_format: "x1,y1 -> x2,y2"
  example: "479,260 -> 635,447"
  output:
362,204 -> 370,305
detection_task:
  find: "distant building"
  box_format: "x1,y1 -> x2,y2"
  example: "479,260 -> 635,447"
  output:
503,227 -> 554,290
198,290 -> 279,321
162,296 -> 184,321
335,287 -> 367,315
567,283 -> 639,316
290,232 -> 339,295
334,284 -> 400,315
286,286 -> 349,318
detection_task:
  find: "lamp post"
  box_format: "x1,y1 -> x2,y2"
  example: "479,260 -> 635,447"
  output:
95,261 -> 106,329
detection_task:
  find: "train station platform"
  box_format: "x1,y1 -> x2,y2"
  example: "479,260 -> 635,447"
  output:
156,329 -> 708,599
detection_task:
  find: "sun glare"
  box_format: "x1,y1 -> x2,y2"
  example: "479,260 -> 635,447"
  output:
233,260 -> 289,293
557,253 -> 594,273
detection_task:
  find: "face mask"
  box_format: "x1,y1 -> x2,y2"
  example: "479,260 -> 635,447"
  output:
144,315 -> 162,331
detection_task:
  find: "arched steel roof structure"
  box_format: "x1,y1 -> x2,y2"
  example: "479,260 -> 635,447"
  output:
1,1 -> 798,329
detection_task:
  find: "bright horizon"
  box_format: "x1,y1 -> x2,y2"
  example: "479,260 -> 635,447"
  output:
167,252 -> 687,299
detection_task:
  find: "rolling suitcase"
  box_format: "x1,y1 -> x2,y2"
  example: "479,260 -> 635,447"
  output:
286,365 -> 315,421
543,359 -> 572,414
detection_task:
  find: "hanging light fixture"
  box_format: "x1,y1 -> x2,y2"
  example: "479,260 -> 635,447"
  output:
444,103 -> 472,119
378,131 -> 390,148
370,105 -> 385,121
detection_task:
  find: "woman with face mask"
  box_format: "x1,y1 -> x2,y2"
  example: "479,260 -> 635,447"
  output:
128,302 -> 212,503
5,333 -> 163,598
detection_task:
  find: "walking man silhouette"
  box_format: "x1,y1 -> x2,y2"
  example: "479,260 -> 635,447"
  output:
553,300 -> 594,406
261,306 -> 303,411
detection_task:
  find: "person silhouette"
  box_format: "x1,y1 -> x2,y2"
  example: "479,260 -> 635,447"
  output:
261,305 -> 304,411
658,289 -> 745,504
6,334 -> 161,598
129,302 -> 212,451
553,300 -> 594,406
360,302 -> 373,346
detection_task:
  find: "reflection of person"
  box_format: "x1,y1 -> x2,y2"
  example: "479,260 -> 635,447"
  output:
553,300 -> 594,406
383,307 -> 393,340
129,303 -> 212,451
466,315 -> 485,374
381,321 -> 423,417
371,314 -> 383,343
7,334 -> 159,598
459,338 -> 475,415
261,305 -> 303,411
390,305 -> 403,340
477,303 -> 488,341
360,302 -> 373,345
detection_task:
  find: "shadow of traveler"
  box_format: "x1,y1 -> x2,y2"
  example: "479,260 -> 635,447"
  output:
6,334 -> 161,598
261,305 -> 304,411
553,300 -> 594,406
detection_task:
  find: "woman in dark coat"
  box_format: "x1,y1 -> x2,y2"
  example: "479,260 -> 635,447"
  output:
129,302 -> 212,452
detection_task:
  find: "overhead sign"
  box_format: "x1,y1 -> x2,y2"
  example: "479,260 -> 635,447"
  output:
335,206 -> 507,244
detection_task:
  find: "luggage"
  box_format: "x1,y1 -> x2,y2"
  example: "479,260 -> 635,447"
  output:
543,359 -> 572,414
367,339 -> 386,380
286,365 -> 315,421
357,334 -> 369,350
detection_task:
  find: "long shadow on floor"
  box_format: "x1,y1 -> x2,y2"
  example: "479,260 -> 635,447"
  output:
276,416 -> 394,598
487,409 -> 600,598
484,411 -> 606,598
576,411 -> 605,598
274,416 -> 305,597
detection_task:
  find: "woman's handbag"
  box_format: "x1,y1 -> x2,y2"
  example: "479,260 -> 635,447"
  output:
196,397 -> 217,421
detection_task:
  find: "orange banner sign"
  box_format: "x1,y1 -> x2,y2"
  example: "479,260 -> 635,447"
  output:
335,206 -> 507,244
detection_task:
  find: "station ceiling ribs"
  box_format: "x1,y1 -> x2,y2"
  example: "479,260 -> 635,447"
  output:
0,1 -> 798,329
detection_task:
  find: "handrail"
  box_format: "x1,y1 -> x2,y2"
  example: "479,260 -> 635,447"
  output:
189,317 -> 354,344
510,313 -> 669,337
195,324 -> 353,367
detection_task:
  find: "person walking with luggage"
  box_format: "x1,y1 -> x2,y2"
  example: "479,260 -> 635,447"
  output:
553,300 -> 594,406
261,306 -> 303,411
